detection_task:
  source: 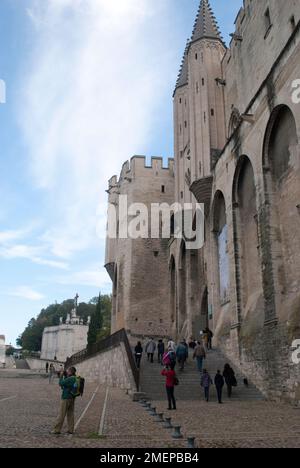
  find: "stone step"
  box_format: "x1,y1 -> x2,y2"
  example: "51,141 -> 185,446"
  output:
139,347 -> 264,402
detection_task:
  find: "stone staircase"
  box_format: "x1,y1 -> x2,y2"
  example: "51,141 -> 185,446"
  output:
140,348 -> 264,402
15,359 -> 30,370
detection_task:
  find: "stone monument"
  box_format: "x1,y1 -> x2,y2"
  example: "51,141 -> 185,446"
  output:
40,294 -> 89,362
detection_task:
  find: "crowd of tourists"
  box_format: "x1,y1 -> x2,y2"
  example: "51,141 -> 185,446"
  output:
134,329 -> 238,410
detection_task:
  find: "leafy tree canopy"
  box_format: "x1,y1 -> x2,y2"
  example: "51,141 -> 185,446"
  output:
17,295 -> 112,352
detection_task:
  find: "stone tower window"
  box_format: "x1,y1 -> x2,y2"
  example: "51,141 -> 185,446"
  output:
211,109 -> 215,117
195,53 -> 198,60
202,78 -> 205,86
161,185 -> 165,193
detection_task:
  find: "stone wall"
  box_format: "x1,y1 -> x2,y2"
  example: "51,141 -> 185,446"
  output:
26,358 -> 65,371
74,343 -> 137,394
41,324 -> 88,362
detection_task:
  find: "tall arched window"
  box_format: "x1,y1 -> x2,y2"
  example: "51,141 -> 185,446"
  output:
233,156 -> 262,319
169,256 -> 176,333
263,105 -> 300,297
212,191 -> 229,303
178,242 -> 187,335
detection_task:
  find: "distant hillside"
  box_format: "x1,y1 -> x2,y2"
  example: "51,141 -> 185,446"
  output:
17,295 -> 111,352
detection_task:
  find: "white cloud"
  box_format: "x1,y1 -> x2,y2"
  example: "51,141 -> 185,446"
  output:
19,0 -> 173,260
0,229 -> 26,244
56,266 -> 110,289
7,286 -> 45,301
0,229 -> 69,270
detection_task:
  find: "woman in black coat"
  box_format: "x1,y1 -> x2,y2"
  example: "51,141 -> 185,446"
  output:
134,342 -> 143,369
223,364 -> 236,398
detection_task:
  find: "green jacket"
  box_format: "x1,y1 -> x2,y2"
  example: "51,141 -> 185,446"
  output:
59,376 -> 76,400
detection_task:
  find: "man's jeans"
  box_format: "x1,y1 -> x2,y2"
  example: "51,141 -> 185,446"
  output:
196,356 -> 204,372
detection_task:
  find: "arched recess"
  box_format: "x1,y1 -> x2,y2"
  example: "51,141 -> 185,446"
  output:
178,241 -> 187,336
212,190 -> 230,306
200,287 -> 209,331
262,105 -> 300,306
232,156 -> 263,321
111,265 -> 118,332
169,256 -> 176,332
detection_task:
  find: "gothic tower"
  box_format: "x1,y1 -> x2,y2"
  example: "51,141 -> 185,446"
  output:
174,0 -> 226,204
171,0 -> 227,339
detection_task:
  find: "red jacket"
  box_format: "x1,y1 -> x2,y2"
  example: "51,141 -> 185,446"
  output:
161,369 -> 176,388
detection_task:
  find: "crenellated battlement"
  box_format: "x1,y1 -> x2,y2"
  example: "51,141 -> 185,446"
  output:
108,156 -> 174,190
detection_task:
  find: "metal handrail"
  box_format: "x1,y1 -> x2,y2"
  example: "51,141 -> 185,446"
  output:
65,329 -> 139,391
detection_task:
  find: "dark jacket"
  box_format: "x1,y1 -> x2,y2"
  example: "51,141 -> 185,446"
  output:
223,367 -> 236,386
135,345 -> 143,356
176,343 -> 188,359
158,342 -> 165,354
214,374 -> 225,388
201,372 -> 212,388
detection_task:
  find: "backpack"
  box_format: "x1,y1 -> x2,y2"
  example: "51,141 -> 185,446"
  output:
174,375 -> 179,386
162,352 -> 172,366
71,376 -> 85,398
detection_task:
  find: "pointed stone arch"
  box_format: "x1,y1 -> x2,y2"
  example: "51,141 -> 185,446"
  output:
211,190 -> 229,306
261,105 -> 300,320
232,156 -> 263,323
178,241 -> 187,336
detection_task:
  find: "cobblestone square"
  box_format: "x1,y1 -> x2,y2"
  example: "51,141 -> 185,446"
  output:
1,370 -> 300,448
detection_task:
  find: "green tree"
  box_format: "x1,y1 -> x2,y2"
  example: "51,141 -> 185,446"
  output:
87,294 -> 103,347
5,346 -> 15,356
17,295 -> 112,353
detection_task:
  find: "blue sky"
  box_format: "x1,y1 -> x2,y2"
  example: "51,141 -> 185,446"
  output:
0,0 -> 243,346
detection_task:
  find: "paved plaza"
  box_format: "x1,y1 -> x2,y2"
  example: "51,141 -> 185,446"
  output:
0,370 -> 300,448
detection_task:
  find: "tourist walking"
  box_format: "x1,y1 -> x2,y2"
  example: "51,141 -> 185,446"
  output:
145,338 -> 156,363
167,339 -> 176,352
202,330 -> 209,351
214,370 -> 225,404
52,367 -> 78,435
49,363 -> 56,384
161,365 -> 177,410
157,339 -> 165,364
193,341 -> 206,373
201,369 -> 212,402
223,364 -> 237,398
176,341 -> 188,371
134,341 -> 143,369
204,328 -> 214,350
189,338 -> 197,350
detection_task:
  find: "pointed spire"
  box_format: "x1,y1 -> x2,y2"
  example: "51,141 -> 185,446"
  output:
174,40 -> 190,92
191,0 -> 223,43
